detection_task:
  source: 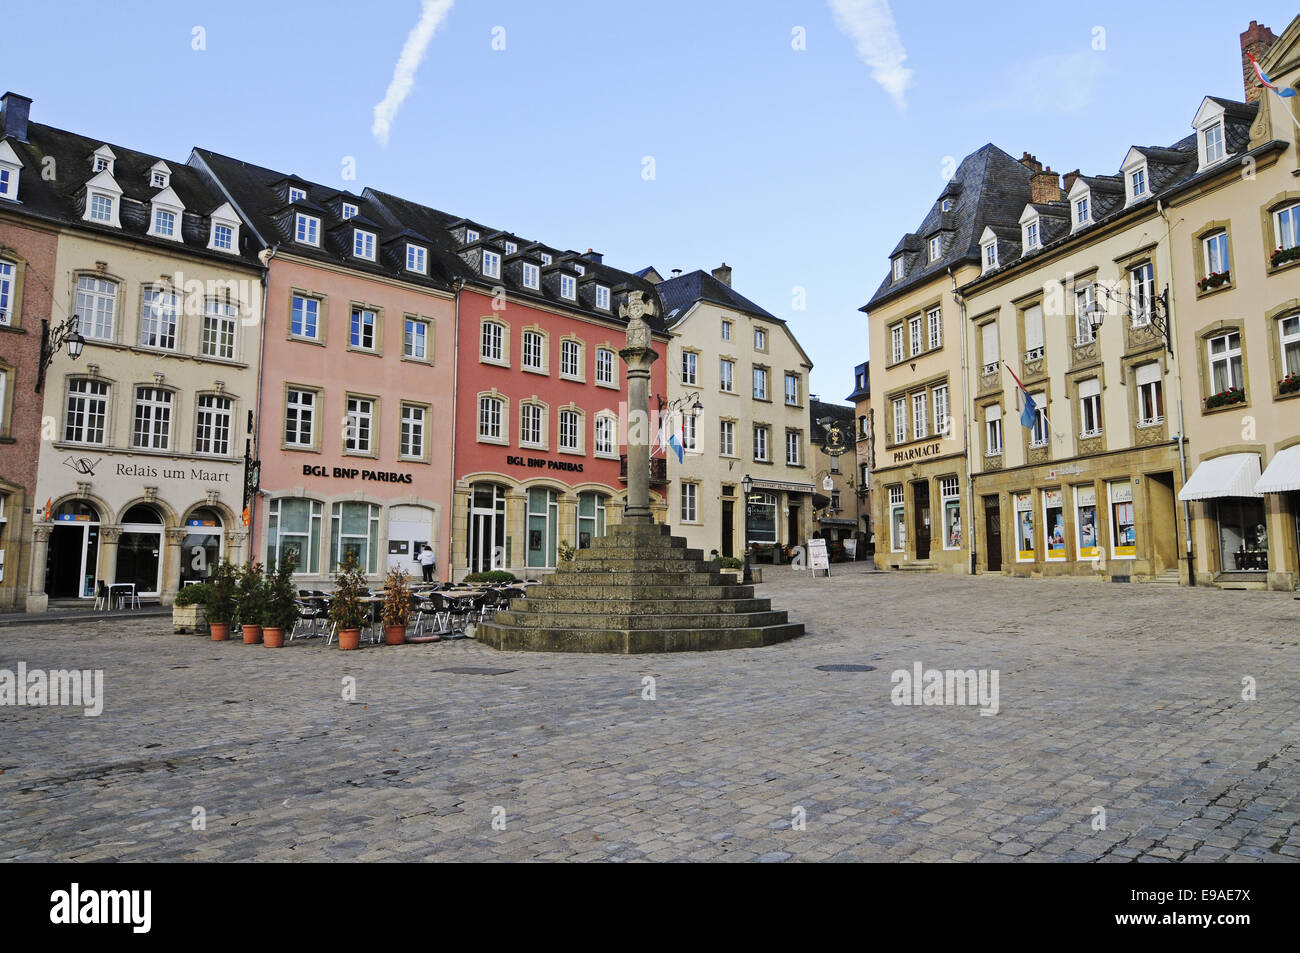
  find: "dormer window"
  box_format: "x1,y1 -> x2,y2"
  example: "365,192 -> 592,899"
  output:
1025,221 -> 1039,249
981,237 -> 998,273
942,198 -> 953,212
522,262 -> 540,289
928,236 -> 941,261
504,240 -> 517,255
207,202 -> 241,254
0,141 -> 22,201
152,209 -> 176,238
94,156 -> 109,173
560,274 -> 577,300
342,202 -> 358,220
1130,168 -> 1147,200
1205,122 -> 1225,164
211,223 -> 234,251
596,285 -> 610,310
91,146 -> 115,175
1121,149 -> 1150,206
465,228 -> 479,244
152,171 -> 165,187
295,213 -> 320,246
482,250 -> 501,279
1019,206 -> 1041,252
353,229 -> 376,261
87,192 -> 116,225
1193,98 -> 1232,172
892,256 -> 904,281
289,187 -> 307,203
406,243 -> 427,273
574,263 -> 585,276
148,161 -> 171,190
540,252 -> 552,266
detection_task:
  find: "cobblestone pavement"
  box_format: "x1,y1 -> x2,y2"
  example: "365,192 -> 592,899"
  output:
2,568 -> 1298,862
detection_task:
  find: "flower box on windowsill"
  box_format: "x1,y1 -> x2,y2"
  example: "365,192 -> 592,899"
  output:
1205,387 -> 1246,410
1197,271 -> 1231,293
1279,374 -> 1300,396
1270,246 -> 1300,270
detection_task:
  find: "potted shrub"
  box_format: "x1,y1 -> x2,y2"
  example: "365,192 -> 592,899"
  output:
1197,270 -> 1230,292
205,560 -> 238,641
262,555 -> 298,648
1205,386 -> 1246,410
381,566 -> 413,645
330,554 -> 368,651
172,582 -> 211,634
464,570 -> 517,585
236,561 -> 267,644
718,556 -> 744,579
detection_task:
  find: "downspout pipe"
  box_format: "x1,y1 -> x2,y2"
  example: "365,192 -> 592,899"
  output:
950,268 -> 977,575
251,243 -> 277,565
448,277 -> 462,582
1157,199 -> 1195,586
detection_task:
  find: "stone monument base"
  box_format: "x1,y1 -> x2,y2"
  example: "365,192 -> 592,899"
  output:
477,523 -> 804,653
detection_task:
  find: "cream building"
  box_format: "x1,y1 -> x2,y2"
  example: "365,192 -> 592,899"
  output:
650,265 -> 815,561
17,111 -> 263,610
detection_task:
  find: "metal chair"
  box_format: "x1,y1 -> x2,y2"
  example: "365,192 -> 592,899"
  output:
290,599 -> 323,641
94,580 -> 109,611
413,592 -> 451,639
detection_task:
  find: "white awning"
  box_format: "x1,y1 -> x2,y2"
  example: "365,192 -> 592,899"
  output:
751,478 -> 816,495
1178,453 -> 1262,501
1255,445 -> 1300,494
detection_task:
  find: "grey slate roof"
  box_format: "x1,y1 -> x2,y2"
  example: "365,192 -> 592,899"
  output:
810,399 -> 856,448
846,361 -> 870,403
654,269 -> 782,324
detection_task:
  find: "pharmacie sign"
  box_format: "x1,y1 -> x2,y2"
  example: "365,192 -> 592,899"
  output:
892,442 -> 942,464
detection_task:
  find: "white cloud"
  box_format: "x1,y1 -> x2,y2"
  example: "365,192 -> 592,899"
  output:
828,0 -> 913,110
973,50 -> 1106,115
372,0 -> 455,147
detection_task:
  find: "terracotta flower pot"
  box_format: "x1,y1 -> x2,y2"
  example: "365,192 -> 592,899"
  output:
210,623 -> 231,642
242,624 -> 263,645
338,628 -> 362,651
263,627 -> 284,648
384,624 -> 406,646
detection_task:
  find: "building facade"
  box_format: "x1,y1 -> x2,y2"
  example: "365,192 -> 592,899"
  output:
654,265 -> 815,561
13,104 -> 265,610
809,398 -> 860,554
846,360 -> 873,551
1170,19 -> 1300,591
193,151 -> 458,588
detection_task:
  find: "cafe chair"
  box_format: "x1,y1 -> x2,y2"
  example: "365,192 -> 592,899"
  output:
94,580 -> 110,611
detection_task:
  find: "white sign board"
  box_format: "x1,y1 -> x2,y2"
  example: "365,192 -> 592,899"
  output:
843,538 -> 857,559
808,538 -> 830,576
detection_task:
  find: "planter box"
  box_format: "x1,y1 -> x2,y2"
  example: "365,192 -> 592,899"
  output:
172,604 -> 208,634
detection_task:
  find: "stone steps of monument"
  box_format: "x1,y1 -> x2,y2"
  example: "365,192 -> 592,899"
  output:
476,621 -> 806,654
505,597 -> 772,616
534,570 -> 731,588
490,608 -> 791,631
523,583 -> 756,601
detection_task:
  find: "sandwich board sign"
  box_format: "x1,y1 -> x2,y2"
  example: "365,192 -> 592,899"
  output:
808,538 -> 830,577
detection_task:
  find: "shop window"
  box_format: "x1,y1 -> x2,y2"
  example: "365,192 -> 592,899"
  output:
267,497 -> 323,575
467,483 -> 507,573
526,488 -> 558,568
1014,491 -> 1035,562
941,476 -> 961,550
577,492 -> 607,549
331,501 -> 380,573
888,485 -> 905,553
1075,485 -> 1099,560
180,508 -> 224,585
1043,489 -> 1066,561
747,490 -> 778,544
1108,481 -> 1135,558
1217,498 -> 1268,571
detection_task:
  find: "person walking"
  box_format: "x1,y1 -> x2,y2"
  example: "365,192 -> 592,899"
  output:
418,544 -> 436,583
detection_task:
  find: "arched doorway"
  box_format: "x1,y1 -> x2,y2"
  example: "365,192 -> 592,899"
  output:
119,503 -> 164,597
180,507 -> 224,586
467,483 -> 506,573
45,500 -> 100,599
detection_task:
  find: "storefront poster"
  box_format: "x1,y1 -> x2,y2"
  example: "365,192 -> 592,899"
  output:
1075,485 -> 1098,559
1043,489 -> 1066,561
1110,481 -> 1136,558
1015,492 -> 1035,561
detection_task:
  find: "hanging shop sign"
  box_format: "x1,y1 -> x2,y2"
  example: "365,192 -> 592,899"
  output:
821,421 -> 850,457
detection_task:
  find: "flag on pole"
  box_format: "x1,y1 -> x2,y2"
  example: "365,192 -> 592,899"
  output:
666,411 -> 684,463
43,497 -> 53,521
1248,52 -> 1296,97
1003,361 -> 1047,434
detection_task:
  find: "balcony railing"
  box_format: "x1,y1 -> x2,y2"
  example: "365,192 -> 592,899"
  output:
619,454 -> 668,484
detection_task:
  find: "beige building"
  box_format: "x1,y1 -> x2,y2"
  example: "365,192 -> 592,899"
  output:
846,361 -> 873,552
1169,18 -> 1300,591
652,265 -> 815,561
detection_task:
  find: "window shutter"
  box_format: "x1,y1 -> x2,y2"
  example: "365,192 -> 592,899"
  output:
1079,378 -> 1101,399
1024,305 -> 1044,352
1135,363 -> 1160,386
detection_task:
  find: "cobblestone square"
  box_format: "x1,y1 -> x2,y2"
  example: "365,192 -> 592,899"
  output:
2,568 -> 1298,862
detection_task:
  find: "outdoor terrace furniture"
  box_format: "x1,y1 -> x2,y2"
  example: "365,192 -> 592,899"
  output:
109,582 -> 139,610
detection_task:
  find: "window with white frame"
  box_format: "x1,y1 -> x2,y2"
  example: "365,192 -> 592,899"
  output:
406,244 -> 427,273
284,388 -> 315,446
1274,203 -> 1300,253
980,321 -> 999,374
504,240 -> 517,255
892,397 -> 906,444
982,239 -> 998,272
679,350 -> 698,385
341,202 -> 358,220
892,256 -> 904,281
520,403 -> 544,447
295,213 -> 319,245
522,330 -> 544,371
353,230 -> 375,261
0,261 -> 14,326
1023,303 -> 1044,360
210,223 -> 234,251
754,327 -> 767,350
753,424 -> 769,462
132,386 -> 173,450
400,403 -> 425,459
140,287 -> 179,350
752,366 -> 768,400
594,414 -> 616,456
540,252 -> 552,265
1207,331 -> 1242,394
330,501 -> 381,574
1129,166 -> 1147,202
889,484 -> 905,552
912,391 -> 928,440
1203,120 -> 1225,166
1078,378 -> 1102,436
291,294 -> 320,340
201,299 -> 237,360
784,372 -> 799,406
1074,284 -> 1096,344
465,229 -> 479,244
88,192 -> 115,223
596,348 -> 615,385
561,340 -> 581,378
682,413 -> 697,452
522,262 -> 540,289
404,317 -> 428,360
909,315 -> 923,356
482,250 -> 501,279
481,321 -> 504,362
927,306 -> 942,350
928,235 -> 941,261
288,187 -> 306,203
933,384 -> 950,438
985,404 -> 1003,455
1130,262 -> 1155,326
786,430 -> 801,465
941,476 -> 961,550
721,319 -> 732,340
559,409 -> 581,452
596,285 -> 610,310
350,308 -> 376,351
65,379 -> 108,444
1203,231 -> 1230,277
1074,194 -> 1090,227
891,324 -> 904,363
1029,392 -> 1048,447
1136,363 -> 1163,425
560,274 -> 577,300
720,358 -> 734,392
152,208 -> 177,239
0,165 -> 17,200
478,395 -> 504,441
345,396 -> 373,454
681,482 -> 698,523
720,419 -> 735,456
194,394 -> 233,456
942,198 -> 953,212
1280,314 -> 1300,377
1024,219 -> 1039,250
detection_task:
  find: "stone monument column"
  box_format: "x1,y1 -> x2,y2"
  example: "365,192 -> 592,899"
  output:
618,292 -> 659,527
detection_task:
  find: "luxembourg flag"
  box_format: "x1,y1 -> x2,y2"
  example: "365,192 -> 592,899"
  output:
666,412 -> 685,463
1248,52 -> 1297,97
1003,361 -> 1046,434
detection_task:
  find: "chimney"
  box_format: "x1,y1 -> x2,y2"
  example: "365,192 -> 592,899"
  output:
0,92 -> 32,143
711,262 -> 732,287
671,268 -> 683,278
583,248 -> 603,265
1019,152 -> 1043,173
1241,21 -> 1280,105
1030,165 -> 1062,204
1062,169 -> 1082,195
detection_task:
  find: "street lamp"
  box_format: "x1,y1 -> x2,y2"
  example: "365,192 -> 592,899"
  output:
35,316 -> 86,393
1088,282 -> 1174,353
741,473 -> 754,585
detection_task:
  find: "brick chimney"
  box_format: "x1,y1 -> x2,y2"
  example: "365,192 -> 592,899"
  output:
0,92 -> 32,143
1030,165 -> 1062,204
582,248 -> 603,265
1019,152 -> 1043,173
1062,169 -> 1082,195
1241,21 -> 1279,105
712,262 -> 732,287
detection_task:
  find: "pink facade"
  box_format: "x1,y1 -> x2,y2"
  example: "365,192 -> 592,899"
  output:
253,255 -> 456,584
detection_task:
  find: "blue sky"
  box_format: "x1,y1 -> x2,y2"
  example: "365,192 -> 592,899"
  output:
5,0 -> 1294,401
